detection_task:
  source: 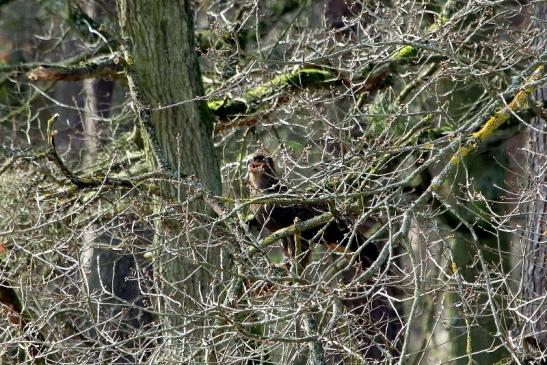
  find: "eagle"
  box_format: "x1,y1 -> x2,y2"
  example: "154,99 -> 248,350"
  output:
246,151 -> 403,360
246,151 -> 380,270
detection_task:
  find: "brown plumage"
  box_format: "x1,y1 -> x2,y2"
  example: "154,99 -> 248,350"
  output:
246,151 -> 380,270
246,151 -> 403,360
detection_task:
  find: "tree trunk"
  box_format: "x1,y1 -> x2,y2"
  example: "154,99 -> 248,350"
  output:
117,1 -> 229,361
117,1 -> 219,191
523,2 -> 547,352
522,3 -> 547,350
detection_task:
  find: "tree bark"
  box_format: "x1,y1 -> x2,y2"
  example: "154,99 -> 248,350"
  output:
523,2 -> 547,352
117,0 -> 228,361
117,1 -> 219,190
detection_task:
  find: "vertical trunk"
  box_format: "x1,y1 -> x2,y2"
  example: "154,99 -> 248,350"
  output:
117,1 -> 220,191
523,3 -> 547,352
117,0 -> 229,361
81,7 -> 155,360
82,81 -> 98,168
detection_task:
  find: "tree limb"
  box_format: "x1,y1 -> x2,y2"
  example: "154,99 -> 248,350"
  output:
360,55 -> 547,289
45,114 -> 133,189
27,54 -> 124,81
208,68 -> 338,118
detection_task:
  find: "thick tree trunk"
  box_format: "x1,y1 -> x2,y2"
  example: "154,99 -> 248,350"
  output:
117,1 -> 229,361
117,1 -> 219,190
523,93 -> 547,352
522,2 -> 547,354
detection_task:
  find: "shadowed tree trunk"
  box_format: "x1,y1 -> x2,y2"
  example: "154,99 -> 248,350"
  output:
117,1 -> 220,189
522,2 -> 547,354
80,3 -> 155,362
117,0 -> 230,361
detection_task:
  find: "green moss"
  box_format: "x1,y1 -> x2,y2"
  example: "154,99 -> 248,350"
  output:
208,68 -> 335,118
207,99 -> 226,110
245,68 -> 333,100
286,68 -> 334,85
392,45 -> 418,60
207,98 -> 247,117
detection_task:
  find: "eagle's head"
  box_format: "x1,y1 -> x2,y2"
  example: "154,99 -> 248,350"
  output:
247,151 -> 279,191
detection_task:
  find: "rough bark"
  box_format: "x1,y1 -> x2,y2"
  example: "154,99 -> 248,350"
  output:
523,3 -> 547,352
117,1 -> 219,191
116,0 -> 228,361
522,100 -> 547,353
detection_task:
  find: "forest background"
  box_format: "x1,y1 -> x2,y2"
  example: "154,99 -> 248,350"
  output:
0,0 -> 546,364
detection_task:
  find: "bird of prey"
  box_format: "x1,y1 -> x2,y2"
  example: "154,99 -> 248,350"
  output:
246,151 -> 380,270
246,151 -> 403,360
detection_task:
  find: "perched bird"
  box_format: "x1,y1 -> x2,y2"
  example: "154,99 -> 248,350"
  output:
246,151 -> 380,270
246,151 -> 403,360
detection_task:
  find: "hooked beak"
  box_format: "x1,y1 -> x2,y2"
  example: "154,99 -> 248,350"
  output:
248,163 -> 264,173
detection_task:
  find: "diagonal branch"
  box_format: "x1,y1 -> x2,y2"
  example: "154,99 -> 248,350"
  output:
208,52 -> 417,120
45,114 -> 133,189
208,68 -> 338,118
385,58 -> 546,364
27,54 -> 124,81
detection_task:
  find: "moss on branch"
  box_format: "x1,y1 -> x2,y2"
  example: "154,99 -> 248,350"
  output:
208,68 -> 336,118
449,65 -> 545,166
391,45 -> 418,61
208,44 -> 426,120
